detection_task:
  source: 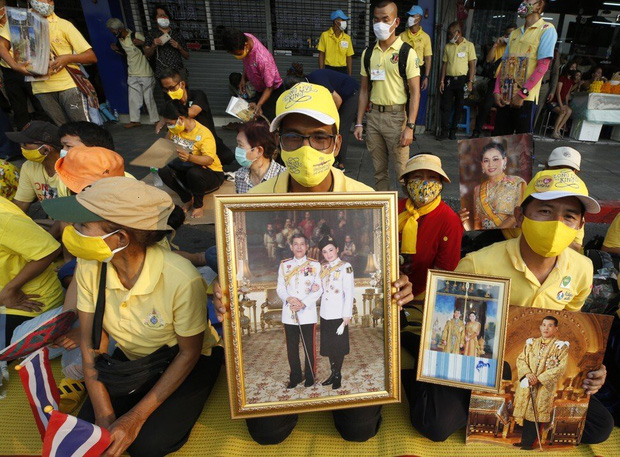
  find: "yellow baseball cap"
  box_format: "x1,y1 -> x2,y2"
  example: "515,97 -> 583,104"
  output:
270,82 -> 340,133
522,169 -> 600,214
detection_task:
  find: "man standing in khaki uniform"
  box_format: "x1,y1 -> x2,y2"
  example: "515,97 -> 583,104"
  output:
438,22 -> 476,140
355,0 -> 420,191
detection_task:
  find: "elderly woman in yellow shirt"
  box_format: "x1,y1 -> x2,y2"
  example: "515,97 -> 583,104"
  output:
42,177 -> 222,457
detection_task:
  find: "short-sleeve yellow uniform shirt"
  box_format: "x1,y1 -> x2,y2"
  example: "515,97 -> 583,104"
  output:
317,28 -> 354,68
76,244 -> 220,361
603,214 -> 620,250
361,37 -> 420,106
0,196 -> 64,317
399,27 -> 433,67
442,38 -> 476,77
170,121 -> 223,173
456,236 -> 592,312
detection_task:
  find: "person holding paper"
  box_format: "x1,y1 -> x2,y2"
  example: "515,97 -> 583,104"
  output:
157,100 -> 224,219
318,235 -> 354,390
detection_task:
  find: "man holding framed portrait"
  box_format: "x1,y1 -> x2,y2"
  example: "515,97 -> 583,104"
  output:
403,168 -> 613,446
214,82 -> 413,445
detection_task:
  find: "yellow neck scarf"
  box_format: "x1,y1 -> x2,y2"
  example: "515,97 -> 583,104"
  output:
398,197 -> 441,254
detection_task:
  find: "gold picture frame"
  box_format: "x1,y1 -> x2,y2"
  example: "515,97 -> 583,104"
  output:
416,270 -> 511,393
214,192 -> 400,419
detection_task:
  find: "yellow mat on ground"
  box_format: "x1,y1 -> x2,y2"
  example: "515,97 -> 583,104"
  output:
0,359 -> 617,457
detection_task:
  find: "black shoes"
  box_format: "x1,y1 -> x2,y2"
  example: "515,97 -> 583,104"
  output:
322,372 -> 336,386
449,129 -> 457,140
513,442 -> 535,450
287,378 -> 302,389
304,377 -> 315,388
436,133 -> 447,141
332,374 -> 342,390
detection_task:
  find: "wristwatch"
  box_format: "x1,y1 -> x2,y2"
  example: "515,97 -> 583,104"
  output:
521,87 -> 530,97
406,122 -> 415,130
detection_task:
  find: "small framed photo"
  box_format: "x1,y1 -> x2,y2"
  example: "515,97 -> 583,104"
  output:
214,192 -> 400,418
417,270 -> 511,393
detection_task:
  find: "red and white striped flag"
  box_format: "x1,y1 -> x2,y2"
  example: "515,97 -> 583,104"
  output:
16,347 -> 60,439
43,409 -> 110,457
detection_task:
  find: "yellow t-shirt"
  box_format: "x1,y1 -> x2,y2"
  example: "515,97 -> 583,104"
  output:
119,31 -> 153,77
249,168 -> 373,194
0,22 -> 14,69
76,244 -> 220,361
456,236 -> 592,312
317,28 -> 354,68
170,121 -> 223,173
603,214 -> 620,249
0,196 -> 64,317
361,37 -> 420,106
399,27 -> 433,67
0,14 -> 92,95
442,38 -> 476,77
14,160 -> 69,204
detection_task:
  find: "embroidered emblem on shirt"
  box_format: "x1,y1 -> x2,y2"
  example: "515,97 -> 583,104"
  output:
390,52 -> 399,64
144,310 -> 165,328
556,291 -> 565,301
560,276 -> 572,288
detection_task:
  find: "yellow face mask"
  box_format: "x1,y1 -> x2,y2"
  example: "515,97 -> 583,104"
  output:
233,47 -> 249,60
521,216 -> 578,258
62,225 -> 128,263
406,178 -> 442,208
22,145 -> 46,163
281,145 -> 335,188
167,119 -> 185,135
167,85 -> 184,100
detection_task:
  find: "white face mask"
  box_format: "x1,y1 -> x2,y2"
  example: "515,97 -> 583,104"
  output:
407,16 -> 420,27
30,0 -> 54,17
502,36 -> 509,44
60,148 -> 68,158
157,18 -> 170,28
373,18 -> 397,41
339,21 -> 347,31
449,33 -> 459,44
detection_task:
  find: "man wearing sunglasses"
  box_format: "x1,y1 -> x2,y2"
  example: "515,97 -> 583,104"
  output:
213,82 -> 414,444
493,0 -> 557,135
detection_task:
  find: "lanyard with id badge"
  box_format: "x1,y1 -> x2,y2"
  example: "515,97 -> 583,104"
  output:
371,56 -> 386,81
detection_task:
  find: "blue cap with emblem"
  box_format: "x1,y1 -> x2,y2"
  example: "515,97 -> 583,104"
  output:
406,5 -> 424,16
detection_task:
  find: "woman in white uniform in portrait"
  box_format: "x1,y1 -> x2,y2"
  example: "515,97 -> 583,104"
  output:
318,235 -> 354,390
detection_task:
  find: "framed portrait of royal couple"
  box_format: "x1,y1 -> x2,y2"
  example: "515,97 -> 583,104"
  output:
214,192 -> 400,418
417,270 -> 511,393
458,133 -> 533,231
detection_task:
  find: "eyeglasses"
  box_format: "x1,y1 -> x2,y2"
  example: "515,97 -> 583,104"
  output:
279,132 -> 336,151
164,82 -> 181,92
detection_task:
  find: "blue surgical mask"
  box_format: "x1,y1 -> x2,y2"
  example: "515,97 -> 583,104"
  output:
235,146 -> 256,168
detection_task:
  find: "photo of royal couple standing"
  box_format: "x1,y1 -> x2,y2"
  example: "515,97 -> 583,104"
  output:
231,207 -> 391,406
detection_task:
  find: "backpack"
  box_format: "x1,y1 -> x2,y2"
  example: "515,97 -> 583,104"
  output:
363,41 -> 413,113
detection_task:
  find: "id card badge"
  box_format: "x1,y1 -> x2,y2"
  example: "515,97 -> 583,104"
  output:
340,41 -> 349,49
457,51 -> 466,58
370,69 -> 386,81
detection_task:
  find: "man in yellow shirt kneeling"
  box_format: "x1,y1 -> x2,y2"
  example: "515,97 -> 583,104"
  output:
402,168 -> 614,446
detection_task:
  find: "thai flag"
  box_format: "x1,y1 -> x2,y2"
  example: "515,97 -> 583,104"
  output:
17,347 -> 60,439
43,410 -> 110,457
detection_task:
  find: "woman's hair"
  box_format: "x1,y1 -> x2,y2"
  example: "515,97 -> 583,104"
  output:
162,100 -> 189,120
167,205 -> 186,230
103,221 -> 167,249
480,142 -> 506,160
152,4 -> 171,22
469,311 -> 477,318
283,75 -> 307,90
238,120 -> 278,160
318,235 -> 338,252
288,62 -> 304,77
221,28 -> 248,53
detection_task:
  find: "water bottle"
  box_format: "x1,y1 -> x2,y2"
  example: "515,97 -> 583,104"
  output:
463,82 -> 469,99
113,109 -> 119,121
150,167 -> 163,187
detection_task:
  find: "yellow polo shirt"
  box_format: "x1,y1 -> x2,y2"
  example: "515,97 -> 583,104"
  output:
317,28 -> 354,68
170,121 -> 222,173
456,236 -> 592,312
0,14 -> 92,95
442,38 -> 476,77
249,168 -> 373,194
361,37 -> 420,106
399,27 -> 432,67
76,244 -> 220,361
14,161 -> 69,204
0,196 -> 63,317
603,214 -> 620,250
